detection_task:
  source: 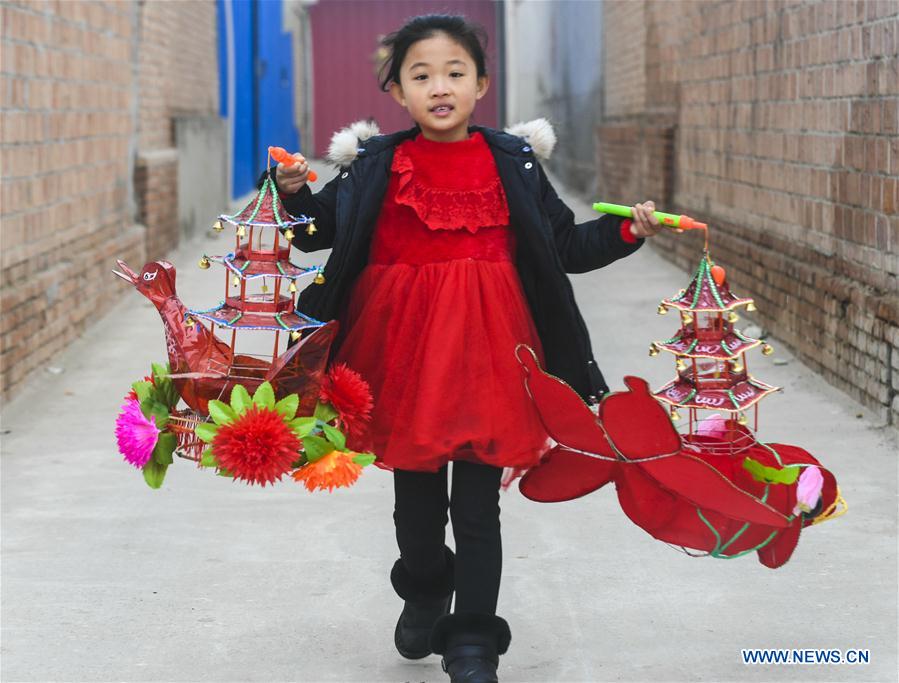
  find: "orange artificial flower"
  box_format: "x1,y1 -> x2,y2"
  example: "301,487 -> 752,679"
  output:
292,450 -> 363,493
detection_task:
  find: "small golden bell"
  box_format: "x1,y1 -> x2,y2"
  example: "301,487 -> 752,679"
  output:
737,413 -> 748,425
232,275 -> 240,286
237,225 -> 246,238
649,344 -> 660,357
314,272 -> 326,285
762,343 -> 774,356
657,304 -> 667,315
306,223 -> 317,236
732,361 -> 744,373
284,228 -> 295,241
290,330 -> 302,341
261,284 -> 268,293
198,256 -> 210,269
681,313 -> 693,325
184,316 -> 194,327
727,311 -> 739,323
213,220 -> 224,232
676,358 -> 687,372
746,301 -> 757,312
289,280 -> 297,293
670,407 -> 681,421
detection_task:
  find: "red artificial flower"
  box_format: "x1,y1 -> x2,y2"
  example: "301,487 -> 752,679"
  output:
212,405 -> 301,486
319,363 -> 374,441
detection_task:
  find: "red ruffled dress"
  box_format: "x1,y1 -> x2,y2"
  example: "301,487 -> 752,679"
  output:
333,131 -> 551,473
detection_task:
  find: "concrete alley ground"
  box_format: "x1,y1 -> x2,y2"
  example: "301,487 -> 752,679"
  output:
2,163 -> 897,683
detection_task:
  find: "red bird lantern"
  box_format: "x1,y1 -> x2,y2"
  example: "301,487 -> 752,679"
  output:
517,245 -> 845,568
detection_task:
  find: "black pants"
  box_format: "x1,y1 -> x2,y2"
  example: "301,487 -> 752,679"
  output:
393,460 -> 503,614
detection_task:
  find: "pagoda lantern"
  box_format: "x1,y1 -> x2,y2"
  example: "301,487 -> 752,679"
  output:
110,167 -> 337,424
191,169 -> 326,376
112,153 -> 383,492
651,252 -> 778,451
511,211 -> 846,569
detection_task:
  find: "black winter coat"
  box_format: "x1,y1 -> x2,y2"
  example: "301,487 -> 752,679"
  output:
259,124 -> 643,402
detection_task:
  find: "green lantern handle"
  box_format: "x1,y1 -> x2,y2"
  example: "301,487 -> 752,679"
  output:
593,202 -> 708,231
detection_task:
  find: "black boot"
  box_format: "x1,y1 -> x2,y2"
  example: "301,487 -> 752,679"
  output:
390,547 -> 455,659
430,612 -> 511,683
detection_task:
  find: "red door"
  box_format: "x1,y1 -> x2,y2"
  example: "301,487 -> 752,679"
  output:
308,1 -> 501,156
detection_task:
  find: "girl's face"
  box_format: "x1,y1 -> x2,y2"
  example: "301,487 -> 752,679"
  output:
389,32 -> 489,142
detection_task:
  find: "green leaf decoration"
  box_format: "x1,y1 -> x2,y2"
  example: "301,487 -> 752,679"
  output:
313,401 -> 338,423
321,423 -> 347,451
230,384 -> 253,415
200,448 -> 218,468
302,435 -> 334,463
742,457 -> 801,485
151,362 -> 168,385
252,382 -> 276,410
149,402 -> 169,430
274,393 -> 299,419
290,417 -> 317,438
195,422 -> 219,443
142,459 -> 168,489
217,467 -> 234,478
153,432 -> 177,465
133,380 -> 153,403
351,453 -> 376,467
139,399 -> 153,419
160,377 -> 180,411
208,399 -> 237,426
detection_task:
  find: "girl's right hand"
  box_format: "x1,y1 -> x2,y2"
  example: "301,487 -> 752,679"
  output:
276,156 -> 311,195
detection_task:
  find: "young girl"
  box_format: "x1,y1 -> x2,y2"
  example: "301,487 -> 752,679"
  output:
264,14 -> 661,682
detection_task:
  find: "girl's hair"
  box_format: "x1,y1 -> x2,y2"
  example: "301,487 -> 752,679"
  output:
377,14 -> 488,92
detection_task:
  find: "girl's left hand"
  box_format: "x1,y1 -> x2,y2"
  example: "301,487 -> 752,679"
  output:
630,201 -> 662,238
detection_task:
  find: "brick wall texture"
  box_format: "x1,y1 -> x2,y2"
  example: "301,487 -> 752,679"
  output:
598,0 -> 899,426
1,0 -> 218,401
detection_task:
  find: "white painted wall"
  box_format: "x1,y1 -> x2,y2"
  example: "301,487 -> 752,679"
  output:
503,0 -> 604,192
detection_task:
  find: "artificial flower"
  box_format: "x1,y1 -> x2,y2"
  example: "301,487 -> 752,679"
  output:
696,413 -> 728,439
793,465 -> 824,516
115,398 -> 161,469
211,404 -> 301,487
319,363 -> 373,441
292,449 -> 363,492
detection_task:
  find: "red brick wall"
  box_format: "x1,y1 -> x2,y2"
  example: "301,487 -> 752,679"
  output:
137,0 -> 217,151
134,0 -> 218,260
599,0 -> 899,426
0,0 -> 218,401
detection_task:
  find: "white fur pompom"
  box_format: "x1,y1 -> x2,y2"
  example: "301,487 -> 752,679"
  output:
323,117 -> 556,166
504,118 -> 556,160
326,119 -> 381,167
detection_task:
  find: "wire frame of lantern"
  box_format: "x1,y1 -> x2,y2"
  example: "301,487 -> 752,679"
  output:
169,409 -> 215,462
679,403 -> 761,456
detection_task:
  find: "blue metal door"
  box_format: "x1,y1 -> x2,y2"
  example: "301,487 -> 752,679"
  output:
218,0 -> 301,199
256,0 -> 300,180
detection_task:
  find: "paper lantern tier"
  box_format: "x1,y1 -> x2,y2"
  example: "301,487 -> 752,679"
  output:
662,257 -> 753,312
655,376 -> 779,411
210,252 -> 315,280
657,328 -> 760,360
219,173 -> 313,229
189,301 -> 324,333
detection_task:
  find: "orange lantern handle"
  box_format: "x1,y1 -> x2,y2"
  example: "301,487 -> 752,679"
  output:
268,146 -> 318,182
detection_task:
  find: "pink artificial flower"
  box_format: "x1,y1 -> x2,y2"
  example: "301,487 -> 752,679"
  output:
115,398 -> 160,469
793,465 -> 824,516
696,413 -> 728,439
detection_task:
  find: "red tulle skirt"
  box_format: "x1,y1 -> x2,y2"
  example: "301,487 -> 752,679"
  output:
333,226 -> 551,473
